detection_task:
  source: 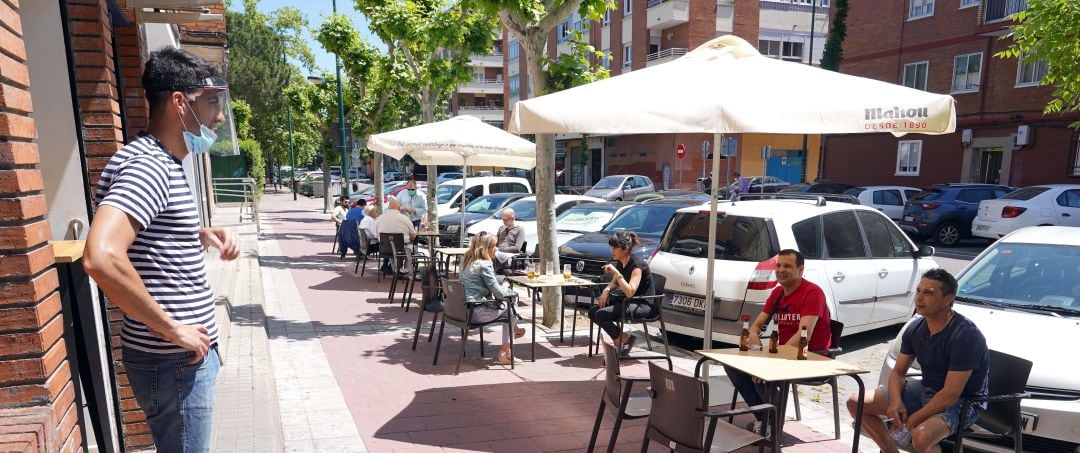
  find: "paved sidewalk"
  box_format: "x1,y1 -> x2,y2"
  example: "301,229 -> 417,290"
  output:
253,192 -> 880,453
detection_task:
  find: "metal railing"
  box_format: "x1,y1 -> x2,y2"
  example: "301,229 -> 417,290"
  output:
212,177 -> 260,234
646,48 -> 688,62
459,105 -> 505,110
982,0 -> 1026,24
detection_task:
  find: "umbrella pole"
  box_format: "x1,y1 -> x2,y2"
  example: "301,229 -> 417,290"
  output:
702,133 -> 724,377
459,161 -> 468,246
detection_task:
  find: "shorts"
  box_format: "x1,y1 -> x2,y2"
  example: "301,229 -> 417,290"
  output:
896,379 -> 980,436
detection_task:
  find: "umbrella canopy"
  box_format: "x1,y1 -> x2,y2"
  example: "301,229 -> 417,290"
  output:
511,35 -> 955,136
369,115 -> 537,169
508,34 -> 957,375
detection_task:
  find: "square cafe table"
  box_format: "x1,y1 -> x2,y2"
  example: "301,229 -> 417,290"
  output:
414,230 -> 441,256
433,247 -> 469,275
695,345 -> 868,453
506,274 -> 606,362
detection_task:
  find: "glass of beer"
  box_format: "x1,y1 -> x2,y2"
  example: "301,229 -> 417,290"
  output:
563,264 -> 572,280
526,262 -> 536,279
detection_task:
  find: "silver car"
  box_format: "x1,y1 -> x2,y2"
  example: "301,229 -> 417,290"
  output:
584,175 -> 655,201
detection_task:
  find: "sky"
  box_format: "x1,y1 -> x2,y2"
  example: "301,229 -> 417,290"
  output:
229,0 -> 377,73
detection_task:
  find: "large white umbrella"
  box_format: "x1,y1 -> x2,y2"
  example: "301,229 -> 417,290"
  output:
509,35 -> 956,355
368,115 -> 537,243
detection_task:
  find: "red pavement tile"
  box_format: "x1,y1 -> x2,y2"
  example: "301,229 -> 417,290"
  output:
487,438 -> 544,453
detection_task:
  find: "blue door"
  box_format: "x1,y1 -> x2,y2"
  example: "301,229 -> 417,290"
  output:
766,149 -> 805,184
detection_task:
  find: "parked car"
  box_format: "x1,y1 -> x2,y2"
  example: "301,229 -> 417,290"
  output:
844,186 -> 922,220
779,181 -> 856,194
584,175 -> 656,201
349,181 -> 426,206
649,196 -> 937,344
898,183 -> 1013,246
466,194 -> 602,254
437,193 -> 529,246
718,176 -> 791,197
878,226 -> 1080,452
437,172 -> 464,184
559,200 -> 699,304
971,185 -> 1080,240
519,201 -> 635,256
383,171 -> 404,182
434,176 -> 532,217
634,190 -> 712,203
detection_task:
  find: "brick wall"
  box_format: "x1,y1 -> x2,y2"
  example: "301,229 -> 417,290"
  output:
0,0 -> 82,451
731,0 -> 759,46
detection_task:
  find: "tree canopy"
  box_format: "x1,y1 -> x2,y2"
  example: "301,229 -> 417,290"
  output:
1000,0 -> 1080,127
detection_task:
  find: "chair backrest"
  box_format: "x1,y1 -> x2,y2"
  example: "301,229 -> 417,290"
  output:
828,320 -> 844,353
650,273 -> 666,296
419,265 -> 443,312
977,350 -> 1033,435
442,280 -> 469,323
358,224 -> 369,248
378,233 -> 400,255
647,361 -> 708,449
602,342 -> 625,408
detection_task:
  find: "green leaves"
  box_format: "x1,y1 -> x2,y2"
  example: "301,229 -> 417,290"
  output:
545,30 -> 611,93
998,0 -> 1080,127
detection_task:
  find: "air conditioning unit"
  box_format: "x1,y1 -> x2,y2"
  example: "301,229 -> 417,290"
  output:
961,129 -> 973,145
1015,125 -> 1030,147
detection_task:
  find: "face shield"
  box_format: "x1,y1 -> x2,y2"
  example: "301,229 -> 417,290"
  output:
195,76 -> 240,157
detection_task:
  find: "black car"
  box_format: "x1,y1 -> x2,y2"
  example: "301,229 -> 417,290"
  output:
559,200 -> 698,303
437,193 -> 529,246
779,181 -> 856,194
898,183 -> 1013,246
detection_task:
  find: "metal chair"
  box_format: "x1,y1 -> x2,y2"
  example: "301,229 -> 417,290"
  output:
642,361 -> 776,452
433,280 -> 515,375
331,223 -> 340,254
354,225 -> 379,275
391,238 -> 432,312
587,342 -> 651,453
411,265 -> 444,351
950,349 -> 1032,453
605,273 -> 673,369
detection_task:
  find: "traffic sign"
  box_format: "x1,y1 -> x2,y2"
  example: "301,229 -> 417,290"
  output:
676,143 -> 686,159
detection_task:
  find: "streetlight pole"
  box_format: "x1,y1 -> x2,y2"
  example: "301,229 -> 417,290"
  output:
283,43 -> 298,200
333,0 -> 349,196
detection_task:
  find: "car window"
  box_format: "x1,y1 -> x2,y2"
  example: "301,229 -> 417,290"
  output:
604,205 -> 682,236
1058,190 -> 1080,208
452,185 -> 484,208
1003,187 -> 1050,201
436,185 -> 462,204
556,207 -> 615,233
636,177 -> 651,187
956,189 -> 998,204
661,212 -> 777,262
873,190 -> 903,206
464,196 -> 506,214
506,183 -> 528,193
856,211 -> 910,258
957,243 -> 1080,308
791,217 -> 822,259
593,176 -> 623,189
904,189 -> 919,201
912,189 -> 943,202
502,200 -> 538,221
822,211 -> 868,259
844,187 -> 866,197
555,200 -> 586,216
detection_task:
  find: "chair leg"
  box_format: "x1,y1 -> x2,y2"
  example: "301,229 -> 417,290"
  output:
587,398 -> 606,453
830,377 -> 840,440
729,384 -> 739,424
606,411 -> 627,453
571,303 -> 579,347
432,318 -> 446,365
642,322 -> 653,349
658,315 -> 673,371
412,310 -> 426,350
479,328 -> 485,358
388,273 -> 398,302
428,312 -> 438,342
792,383 -> 802,421
360,254 -> 369,276
455,327 -> 469,375
508,318 -> 515,370
639,432 -> 650,453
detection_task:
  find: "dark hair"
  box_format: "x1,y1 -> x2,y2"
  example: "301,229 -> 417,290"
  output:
338,195 -> 349,203
734,172 -> 741,177
356,198 -> 367,207
777,249 -> 805,267
608,231 -> 640,250
922,268 -> 958,297
142,47 -> 221,117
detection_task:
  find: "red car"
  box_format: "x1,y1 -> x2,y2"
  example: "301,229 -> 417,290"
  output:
351,182 -> 427,207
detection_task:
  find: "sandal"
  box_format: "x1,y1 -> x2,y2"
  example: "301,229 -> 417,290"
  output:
514,327 -> 526,339
497,349 -> 514,365
621,335 -> 637,354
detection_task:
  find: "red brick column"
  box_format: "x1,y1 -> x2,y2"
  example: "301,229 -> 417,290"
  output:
0,0 -> 82,451
115,24 -> 147,141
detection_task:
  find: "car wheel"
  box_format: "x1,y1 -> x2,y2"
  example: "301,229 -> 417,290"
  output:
614,198 -> 621,201
933,222 -> 960,247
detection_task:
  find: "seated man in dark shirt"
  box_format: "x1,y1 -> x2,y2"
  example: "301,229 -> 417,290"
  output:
847,269 -> 989,453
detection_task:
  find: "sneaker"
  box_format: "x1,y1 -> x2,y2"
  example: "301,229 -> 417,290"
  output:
744,420 -> 771,438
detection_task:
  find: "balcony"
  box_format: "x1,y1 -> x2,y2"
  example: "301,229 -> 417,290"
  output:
457,78 -> 504,94
983,0 -> 1026,24
469,52 -> 503,67
646,0 -> 690,30
457,106 -> 505,122
645,48 -> 688,67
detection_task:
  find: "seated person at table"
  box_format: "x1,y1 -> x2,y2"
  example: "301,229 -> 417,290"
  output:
459,232 -> 526,365
587,231 -> 654,352
727,249 -> 831,433
345,198 -> 366,221
377,197 -> 417,273
493,208 -> 524,273
358,204 -> 380,253
331,196 -> 349,227
847,269 -> 988,453
337,199 -> 367,259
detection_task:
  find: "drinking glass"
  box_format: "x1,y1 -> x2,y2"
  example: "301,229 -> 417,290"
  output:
527,262 -> 536,279
546,263 -> 555,276
563,264 -> 572,280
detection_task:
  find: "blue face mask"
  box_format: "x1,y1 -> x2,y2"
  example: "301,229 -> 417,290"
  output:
407,189 -> 417,195
179,100 -> 218,155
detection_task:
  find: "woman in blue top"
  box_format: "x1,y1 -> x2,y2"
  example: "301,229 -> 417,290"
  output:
459,233 -> 525,365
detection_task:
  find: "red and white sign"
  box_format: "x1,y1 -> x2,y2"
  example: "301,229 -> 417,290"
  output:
675,143 -> 686,159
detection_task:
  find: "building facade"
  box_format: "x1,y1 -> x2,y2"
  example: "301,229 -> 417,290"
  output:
822,0 -> 1080,188
0,1 -> 229,451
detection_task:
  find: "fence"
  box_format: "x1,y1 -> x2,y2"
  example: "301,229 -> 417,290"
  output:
212,177 -> 260,234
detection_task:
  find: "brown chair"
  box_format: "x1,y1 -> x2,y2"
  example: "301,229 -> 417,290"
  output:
950,350 -> 1032,453
433,280 -> 515,375
603,273 -> 673,369
354,225 -> 379,276
381,232 -> 430,311
587,342 -> 651,453
411,265 -> 444,351
642,362 -> 776,452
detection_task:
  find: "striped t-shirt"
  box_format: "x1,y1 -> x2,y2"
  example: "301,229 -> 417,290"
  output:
94,133 -> 217,353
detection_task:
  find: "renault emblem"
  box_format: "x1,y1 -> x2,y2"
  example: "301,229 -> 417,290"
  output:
575,260 -> 585,272
688,265 -> 695,275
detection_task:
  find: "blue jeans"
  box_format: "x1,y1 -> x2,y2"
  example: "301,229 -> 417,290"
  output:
898,379 -> 980,436
724,365 -> 778,422
123,346 -> 220,453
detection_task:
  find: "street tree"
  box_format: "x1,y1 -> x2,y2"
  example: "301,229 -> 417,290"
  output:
819,0 -> 848,71
999,0 -> 1080,127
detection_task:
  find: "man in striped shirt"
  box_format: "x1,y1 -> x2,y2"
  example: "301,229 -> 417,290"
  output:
84,48 -> 239,453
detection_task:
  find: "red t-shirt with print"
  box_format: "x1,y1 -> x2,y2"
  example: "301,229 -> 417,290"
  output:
762,279 -> 831,352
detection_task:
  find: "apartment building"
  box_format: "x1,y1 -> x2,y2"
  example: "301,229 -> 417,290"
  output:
449,37 -> 507,129
499,0 -> 831,189
822,0 -> 1079,188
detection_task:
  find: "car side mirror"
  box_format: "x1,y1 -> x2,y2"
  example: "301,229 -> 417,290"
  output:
917,245 -> 935,257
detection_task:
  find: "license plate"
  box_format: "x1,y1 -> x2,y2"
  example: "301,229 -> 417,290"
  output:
447,225 -> 459,233
668,294 -> 707,312
975,225 -> 990,231
903,215 -> 914,222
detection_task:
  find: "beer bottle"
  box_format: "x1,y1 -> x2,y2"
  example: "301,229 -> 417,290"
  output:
739,314 -> 751,351
768,320 -> 779,354
797,326 -> 808,360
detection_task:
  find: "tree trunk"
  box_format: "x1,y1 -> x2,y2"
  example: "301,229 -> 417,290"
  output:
322,148 -> 332,213
522,31 -> 561,327
374,154 -> 384,212
421,91 -> 439,235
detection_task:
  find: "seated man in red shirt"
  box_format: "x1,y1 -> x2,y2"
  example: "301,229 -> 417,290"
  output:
725,248 -> 832,433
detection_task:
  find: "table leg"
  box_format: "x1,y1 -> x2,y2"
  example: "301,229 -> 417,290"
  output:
587,290 -> 597,357
850,374 -> 866,453
531,287 -> 538,362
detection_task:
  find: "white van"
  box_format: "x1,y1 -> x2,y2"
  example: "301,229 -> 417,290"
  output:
434,176 -> 532,216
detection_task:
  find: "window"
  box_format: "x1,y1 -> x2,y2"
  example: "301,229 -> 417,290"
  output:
1057,190 -> 1080,208
603,10 -> 611,25
872,189 -> 903,206
508,41 -> 520,61
661,213 -> 777,261
1073,138 -> 1080,176
903,61 -> 929,91
960,0 -> 978,7
601,48 -> 611,69
791,217 -> 822,259
758,40 -> 804,62
904,189 -> 920,201
857,211 -> 911,258
622,44 -> 632,68
624,0 -> 632,15
896,140 -> 922,176
822,211 -> 867,259
793,0 -> 830,5
909,0 -> 934,19
509,74 -> 520,97
952,53 -> 982,93
956,189 -> 998,204
1016,53 -> 1049,87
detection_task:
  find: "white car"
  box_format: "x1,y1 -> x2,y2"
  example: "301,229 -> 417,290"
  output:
878,226 -> 1080,451
466,194 -> 602,254
971,184 -> 1080,240
434,176 -> 532,217
844,185 -> 922,220
649,197 -> 938,344
519,201 -> 636,255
